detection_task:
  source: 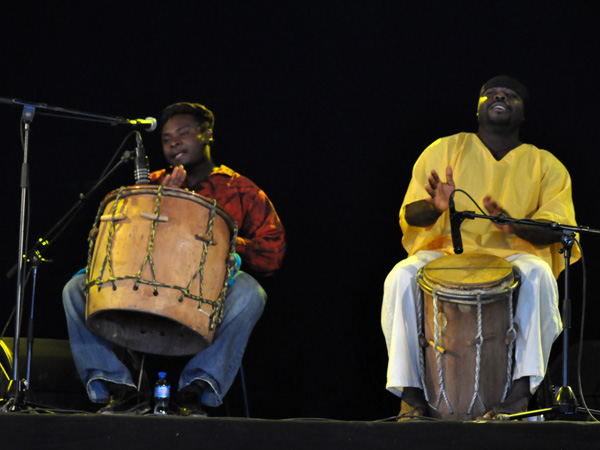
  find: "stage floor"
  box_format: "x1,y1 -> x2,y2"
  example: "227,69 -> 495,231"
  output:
1,411 -> 600,450
3,338 -> 600,449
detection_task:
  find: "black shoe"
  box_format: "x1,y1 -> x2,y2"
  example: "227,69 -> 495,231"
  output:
97,390 -> 151,415
176,381 -> 208,417
177,404 -> 208,417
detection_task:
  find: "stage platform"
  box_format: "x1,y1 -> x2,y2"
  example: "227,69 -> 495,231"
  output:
1,412 -> 600,450
3,338 -> 600,449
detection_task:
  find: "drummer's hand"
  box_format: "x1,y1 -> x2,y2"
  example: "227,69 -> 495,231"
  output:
483,195 -> 515,234
424,166 -> 455,212
163,165 -> 186,188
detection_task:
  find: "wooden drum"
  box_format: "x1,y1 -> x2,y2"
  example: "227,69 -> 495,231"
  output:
417,252 -> 520,420
85,185 -> 237,356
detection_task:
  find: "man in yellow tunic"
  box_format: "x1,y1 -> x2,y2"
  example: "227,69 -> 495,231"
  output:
381,75 -> 580,420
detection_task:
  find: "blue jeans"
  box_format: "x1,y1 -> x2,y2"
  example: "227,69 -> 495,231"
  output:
63,271 -> 266,407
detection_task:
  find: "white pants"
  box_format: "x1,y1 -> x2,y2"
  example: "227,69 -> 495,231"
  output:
381,250 -> 562,398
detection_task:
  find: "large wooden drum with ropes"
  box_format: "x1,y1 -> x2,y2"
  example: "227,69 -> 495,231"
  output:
417,252 -> 520,420
85,185 -> 237,356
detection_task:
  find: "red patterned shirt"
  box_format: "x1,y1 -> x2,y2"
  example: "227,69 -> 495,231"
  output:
150,165 -> 286,276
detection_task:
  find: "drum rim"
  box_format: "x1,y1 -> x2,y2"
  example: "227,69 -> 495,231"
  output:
418,252 -> 518,304
100,184 -> 237,231
417,274 -> 519,304
421,252 -> 513,289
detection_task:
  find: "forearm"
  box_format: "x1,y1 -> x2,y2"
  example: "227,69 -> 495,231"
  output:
513,220 -> 563,246
236,235 -> 286,276
404,200 -> 443,227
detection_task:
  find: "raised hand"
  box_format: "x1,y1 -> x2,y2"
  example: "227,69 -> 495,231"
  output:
163,165 -> 187,188
483,195 -> 515,234
424,166 -> 455,213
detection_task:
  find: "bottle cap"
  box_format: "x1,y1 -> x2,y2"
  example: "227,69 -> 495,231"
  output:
158,372 -> 166,378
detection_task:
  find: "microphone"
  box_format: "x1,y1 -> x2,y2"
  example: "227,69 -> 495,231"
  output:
134,131 -> 150,184
449,193 -> 463,254
126,117 -> 158,132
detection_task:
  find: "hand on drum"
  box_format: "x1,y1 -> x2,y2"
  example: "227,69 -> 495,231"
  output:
163,165 -> 187,189
424,165 -> 455,212
483,196 -> 515,234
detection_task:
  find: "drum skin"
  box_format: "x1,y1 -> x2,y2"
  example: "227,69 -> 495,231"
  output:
419,253 -> 518,420
85,185 -> 236,356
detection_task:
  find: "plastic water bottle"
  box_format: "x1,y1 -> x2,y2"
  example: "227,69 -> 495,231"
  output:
153,372 -> 170,415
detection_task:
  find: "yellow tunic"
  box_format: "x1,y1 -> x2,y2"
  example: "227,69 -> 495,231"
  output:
400,132 -> 580,278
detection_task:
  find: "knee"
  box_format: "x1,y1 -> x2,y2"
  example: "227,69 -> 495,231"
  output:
514,255 -> 555,285
224,272 -> 266,317
62,273 -> 87,316
384,260 -> 422,296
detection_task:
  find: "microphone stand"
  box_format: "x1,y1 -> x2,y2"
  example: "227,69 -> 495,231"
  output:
0,97 -> 154,129
0,96 -> 150,412
454,209 -> 600,420
0,150 -> 136,412
2,104 -> 36,411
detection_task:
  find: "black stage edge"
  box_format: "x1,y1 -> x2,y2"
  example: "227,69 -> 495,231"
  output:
1,414 -> 600,450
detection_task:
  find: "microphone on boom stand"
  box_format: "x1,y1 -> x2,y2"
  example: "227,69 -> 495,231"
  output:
133,131 -> 150,184
449,193 -> 463,254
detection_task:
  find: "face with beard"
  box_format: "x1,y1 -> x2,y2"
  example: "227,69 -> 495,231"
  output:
476,87 -> 525,130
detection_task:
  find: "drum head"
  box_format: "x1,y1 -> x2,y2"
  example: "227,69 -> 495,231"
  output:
422,252 -> 513,290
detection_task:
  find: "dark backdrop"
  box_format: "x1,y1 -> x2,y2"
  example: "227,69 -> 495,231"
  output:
1,1 -> 599,420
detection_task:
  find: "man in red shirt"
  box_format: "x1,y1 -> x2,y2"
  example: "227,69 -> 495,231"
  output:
63,102 -> 286,416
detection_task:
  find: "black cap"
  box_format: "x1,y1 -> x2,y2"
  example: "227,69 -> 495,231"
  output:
480,75 -> 529,107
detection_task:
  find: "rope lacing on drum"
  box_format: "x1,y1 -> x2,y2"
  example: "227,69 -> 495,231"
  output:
467,294 -> 485,415
502,287 -> 517,402
189,199 -> 238,330
183,198 -> 227,330
84,186 -> 123,291
85,186 -> 238,333
132,184 -> 164,295
432,289 -> 453,414
183,198 -> 216,305
416,280 -> 429,403
93,186 -> 127,292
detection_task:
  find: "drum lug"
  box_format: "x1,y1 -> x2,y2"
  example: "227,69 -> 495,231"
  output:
505,329 -> 517,345
195,234 -> 216,245
100,214 -> 125,222
141,211 -> 168,222
428,340 -> 447,354
467,334 -> 496,346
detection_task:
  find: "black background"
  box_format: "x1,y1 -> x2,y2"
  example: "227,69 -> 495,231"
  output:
1,2 -> 599,420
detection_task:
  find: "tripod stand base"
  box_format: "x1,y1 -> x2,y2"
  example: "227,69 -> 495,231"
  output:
0,396 -> 28,413
496,385 -> 600,421
0,380 -> 30,413
556,385 -> 578,414
1,338 -> 93,412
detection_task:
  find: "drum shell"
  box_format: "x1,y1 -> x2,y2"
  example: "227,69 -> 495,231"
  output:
85,186 -> 236,356
419,253 -> 517,420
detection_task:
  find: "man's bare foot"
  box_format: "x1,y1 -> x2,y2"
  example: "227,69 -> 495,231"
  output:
397,387 -> 428,422
483,377 -> 532,419
482,397 -> 530,419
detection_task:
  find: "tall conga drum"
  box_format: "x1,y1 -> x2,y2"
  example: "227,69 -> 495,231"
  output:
417,252 -> 520,420
85,185 -> 237,356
